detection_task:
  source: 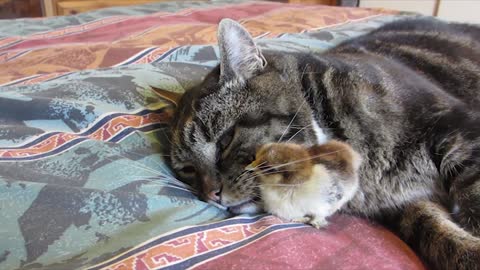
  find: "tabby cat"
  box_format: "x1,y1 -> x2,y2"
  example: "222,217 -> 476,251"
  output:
168,17 -> 480,269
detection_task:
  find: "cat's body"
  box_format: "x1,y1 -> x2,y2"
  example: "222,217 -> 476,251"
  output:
250,141 -> 361,228
300,19 -> 480,217
169,17 -> 480,269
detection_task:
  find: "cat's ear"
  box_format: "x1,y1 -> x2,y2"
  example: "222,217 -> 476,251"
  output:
217,19 -> 267,83
150,86 -> 183,107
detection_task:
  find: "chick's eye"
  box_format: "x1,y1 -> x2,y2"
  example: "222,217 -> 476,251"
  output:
219,128 -> 235,151
261,164 -> 278,173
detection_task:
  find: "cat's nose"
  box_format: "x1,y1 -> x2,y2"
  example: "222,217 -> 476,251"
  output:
201,174 -> 222,203
207,188 -> 221,203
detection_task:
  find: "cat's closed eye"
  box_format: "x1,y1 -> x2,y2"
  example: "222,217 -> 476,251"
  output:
219,128 -> 235,152
177,165 -> 196,178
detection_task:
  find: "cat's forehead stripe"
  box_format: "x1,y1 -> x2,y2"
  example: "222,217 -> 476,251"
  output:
200,142 -> 216,164
194,118 -> 211,141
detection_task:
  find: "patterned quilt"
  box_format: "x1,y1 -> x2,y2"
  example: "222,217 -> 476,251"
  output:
0,1 -> 426,269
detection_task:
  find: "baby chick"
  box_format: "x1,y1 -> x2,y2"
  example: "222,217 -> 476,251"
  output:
247,140 -> 361,228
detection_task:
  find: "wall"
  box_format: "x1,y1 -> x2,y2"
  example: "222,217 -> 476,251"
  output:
437,0 -> 480,24
360,0 -> 480,24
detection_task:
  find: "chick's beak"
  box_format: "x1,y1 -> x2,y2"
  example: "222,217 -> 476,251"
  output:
246,159 -> 259,171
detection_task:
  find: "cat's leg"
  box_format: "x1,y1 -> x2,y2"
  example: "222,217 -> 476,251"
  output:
436,131 -> 480,236
397,200 -> 480,270
404,113 -> 480,269
430,113 -> 480,236
450,159 -> 480,236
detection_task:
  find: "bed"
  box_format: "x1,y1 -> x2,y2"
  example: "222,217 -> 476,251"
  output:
0,1 -> 426,269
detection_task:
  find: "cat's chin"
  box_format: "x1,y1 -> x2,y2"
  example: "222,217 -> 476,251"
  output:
228,200 -> 262,215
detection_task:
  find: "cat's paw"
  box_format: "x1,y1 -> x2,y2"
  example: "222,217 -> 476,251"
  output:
292,216 -> 312,224
291,215 -> 327,229
308,216 -> 328,229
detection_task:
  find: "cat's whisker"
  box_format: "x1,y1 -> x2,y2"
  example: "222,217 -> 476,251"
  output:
115,151 -> 177,178
239,168 -> 299,183
130,177 -> 196,192
299,64 -> 309,80
233,172 -> 250,183
233,161 -> 268,182
121,149 -> 171,158
75,162 -> 196,192
247,161 -> 267,171
257,183 -> 302,187
283,124 -> 338,131
105,153 -> 187,187
250,183 -> 299,189
286,124 -> 313,143
119,149 -> 173,172
234,169 -> 254,182
128,176 -> 177,184
110,153 -> 194,191
241,164 -> 300,181
160,128 -> 174,145
103,140 -> 173,158
257,149 -> 346,174
277,99 -> 307,143
288,126 -> 315,130
114,155 -> 172,177
251,168 -> 298,179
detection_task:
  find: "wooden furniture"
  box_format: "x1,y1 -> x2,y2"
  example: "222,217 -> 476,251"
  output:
287,0 -> 337,5
41,0 -> 176,16
42,0 -> 339,16
0,0 -> 42,19
6,0 -> 476,24
360,0 -> 440,16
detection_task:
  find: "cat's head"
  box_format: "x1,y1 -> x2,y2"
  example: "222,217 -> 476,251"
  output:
170,19 -> 326,214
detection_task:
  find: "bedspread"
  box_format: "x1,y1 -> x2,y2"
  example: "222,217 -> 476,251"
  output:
0,1 -> 425,269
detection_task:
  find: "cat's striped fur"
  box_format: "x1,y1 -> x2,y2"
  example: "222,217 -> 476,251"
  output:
169,17 -> 480,269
